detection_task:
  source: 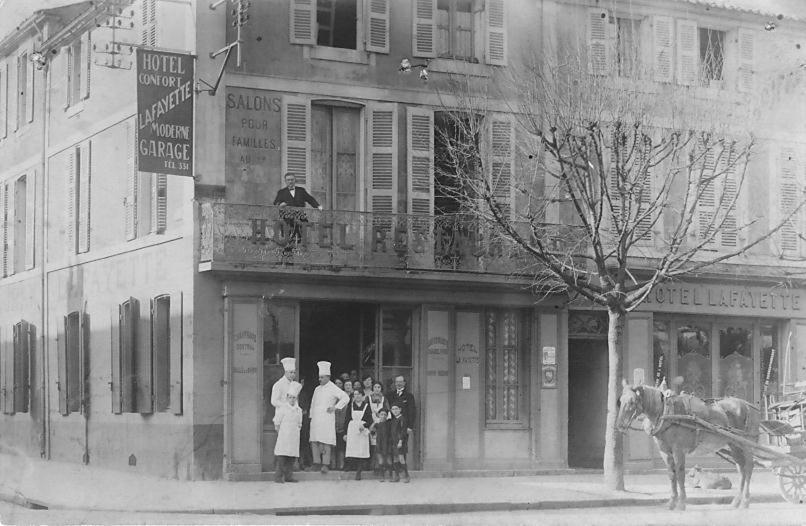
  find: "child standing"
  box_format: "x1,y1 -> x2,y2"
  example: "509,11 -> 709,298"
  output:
273,381 -> 303,483
367,381 -> 388,476
333,381 -> 353,470
372,406 -> 392,482
389,403 -> 410,483
344,389 -> 373,480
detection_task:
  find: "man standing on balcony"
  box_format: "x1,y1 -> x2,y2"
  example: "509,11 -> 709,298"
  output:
273,172 -> 322,248
309,361 -> 350,474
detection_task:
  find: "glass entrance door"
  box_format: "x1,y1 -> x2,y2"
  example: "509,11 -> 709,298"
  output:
717,324 -> 753,401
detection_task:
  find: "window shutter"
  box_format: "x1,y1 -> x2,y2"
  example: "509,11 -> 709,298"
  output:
65,46 -> 73,108
779,146 -> 800,254
5,182 -> 14,274
137,298 -> 153,414
79,311 -> 90,413
367,103 -> 398,215
737,28 -> 754,93
110,305 -> 121,414
0,183 -> 6,277
587,9 -> 610,75
366,0 -> 390,54
58,316 -> 69,415
0,62 -> 7,139
652,16 -> 673,83
169,291 -> 183,415
8,56 -> 17,130
696,142 -> 716,245
282,96 -> 310,186
676,20 -> 698,86
406,107 -> 433,215
289,0 -> 316,45
487,116 -> 514,219
121,298 -> 138,413
125,121 -> 138,241
25,49 -> 34,123
718,148 -> 738,248
81,31 -> 91,100
141,0 -> 157,46
78,142 -> 91,254
14,321 -> 30,413
25,323 -> 34,413
0,327 -> 5,413
66,149 -> 76,253
152,295 -> 170,412
151,174 -> 167,234
486,0 -> 506,66
412,0 -> 437,58
25,172 -> 35,270
7,323 -> 17,414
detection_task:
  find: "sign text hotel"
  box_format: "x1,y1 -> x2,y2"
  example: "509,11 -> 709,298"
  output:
640,283 -> 802,317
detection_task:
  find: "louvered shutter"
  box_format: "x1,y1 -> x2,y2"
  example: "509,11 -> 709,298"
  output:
58,316 -> 69,415
66,149 -> 76,253
406,107 -> 433,215
608,134 -> 626,235
152,295 -> 170,412
486,0 -> 506,66
737,28 -> 754,93
718,147 -> 738,248
412,0 -> 437,58
81,31 -> 91,100
779,147 -> 800,253
289,0 -> 316,45
0,184 -> 6,277
588,8 -> 610,75
635,146 -> 654,244
487,116 -> 514,219
125,121 -> 138,240
676,20 -> 698,86
653,16 -> 673,83
367,103 -> 398,216
282,96 -> 310,186
0,62 -> 8,139
151,174 -> 167,234
14,321 -> 30,413
8,56 -> 17,130
5,182 -> 14,274
121,298 -> 138,413
79,311 -> 90,413
24,171 -> 35,270
366,0 -> 390,54
65,46 -> 73,108
22,322 -> 33,413
110,305 -> 121,414
25,49 -> 33,123
169,291 -> 183,415
78,142 -> 91,253
137,298 -> 152,414
697,141 -> 716,245
0,327 -> 5,413
7,323 -> 17,414
141,0 -> 157,46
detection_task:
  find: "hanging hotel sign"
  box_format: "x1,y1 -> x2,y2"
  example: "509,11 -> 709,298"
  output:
136,49 -> 194,177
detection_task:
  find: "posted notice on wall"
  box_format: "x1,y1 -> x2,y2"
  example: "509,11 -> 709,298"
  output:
136,49 -> 194,177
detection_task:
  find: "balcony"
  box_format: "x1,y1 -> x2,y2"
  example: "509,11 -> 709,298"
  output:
199,203 -> 582,279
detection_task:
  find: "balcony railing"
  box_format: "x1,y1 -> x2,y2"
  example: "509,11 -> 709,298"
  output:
199,203 -> 583,277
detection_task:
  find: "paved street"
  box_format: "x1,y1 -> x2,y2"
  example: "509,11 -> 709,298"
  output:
2,502 -> 805,526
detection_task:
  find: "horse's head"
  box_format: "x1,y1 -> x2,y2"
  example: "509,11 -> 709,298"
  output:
616,380 -> 644,433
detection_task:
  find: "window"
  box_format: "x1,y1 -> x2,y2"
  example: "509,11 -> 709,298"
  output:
316,0 -> 357,49
291,0 -> 389,59
414,0 -> 505,65
776,146 -> 804,257
125,122 -> 167,240
1,174 -> 35,275
309,104 -> 360,210
485,309 -> 527,426
434,111 -> 480,215
0,62 -> 7,138
66,143 -> 91,254
699,28 -> 725,87
437,0 -> 476,61
151,295 -> 171,412
58,311 -> 89,415
118,298 -> 151,413
0,321 -> 34,414
616,17 -> 641,77
141,0 -> 157,46
65,32 -> 91,108
17,52 -> 27,126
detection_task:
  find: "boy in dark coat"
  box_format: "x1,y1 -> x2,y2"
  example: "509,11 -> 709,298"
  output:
372,406 -> 392,482
389,403 -> 410,483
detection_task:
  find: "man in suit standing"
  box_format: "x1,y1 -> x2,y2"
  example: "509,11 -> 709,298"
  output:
273,172 -> 322,247
387,375 -> 416,452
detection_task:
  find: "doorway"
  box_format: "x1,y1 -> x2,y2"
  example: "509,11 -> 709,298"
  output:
568,338 -> 608,469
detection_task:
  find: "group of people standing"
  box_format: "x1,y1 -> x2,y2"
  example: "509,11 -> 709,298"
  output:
270,357 -> 416,484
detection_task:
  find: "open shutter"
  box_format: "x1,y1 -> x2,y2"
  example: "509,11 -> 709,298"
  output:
289,0 -> 316,45
65,45 -> 73,108
151,174 -> 167,234
141,0 -> 157,46
676,20 -> 698,86
406,107 -> 433,215
78,142 -> 91,254
779,147 -> 800,254
110,305 -> 121,414
6,323 -> 16,414
125,121 -> 138,240
81,31 -> 91,100
22,322 -> 34,413
696,142 -> 716,246
5,181 -> 14,274
14,321 -> 30,413
152,296 -> 170,412
737,28 -> 754,93
79,311 -> 90,413
66,149 -> 76,253
652,16 -> 673,83
367,103 -> 398,216
412,0 -> 437,58
587,8 -> 610,75
137,298 -> 153,414
24,171 -> 35,270
169,291 -> 183,415
366,0 -> 390,54
0,62 -> 7,139
25,50 -> 34,123
718,148 -> 738,248
58,316 -> 69,415
486,0 -> 506,66
487,116 -> 514,219
8,55 -> 17,130
0,328 -> 4,413
0,184 -> 6,277
121,298 -> 138,413
282,96 -> 310,186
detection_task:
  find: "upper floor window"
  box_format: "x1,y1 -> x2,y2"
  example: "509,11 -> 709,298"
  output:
290,0 -> 390,57
16,52 -> 27,126
125,121 -> 168,241
65,143 -> 92,254
1,320 -> 35,414
316,0 -> 357,49
699,27 -> 725,87
437,0 -> 476,62
616,17 -> 641,77
65,32 -> 91,108
1,173 -> 35,276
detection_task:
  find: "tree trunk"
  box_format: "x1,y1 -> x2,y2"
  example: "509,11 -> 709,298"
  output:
603,306 -> 625,491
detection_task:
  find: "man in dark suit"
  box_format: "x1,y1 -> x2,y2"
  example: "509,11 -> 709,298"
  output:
273,172 -> 322,247
387,375 -> 416,437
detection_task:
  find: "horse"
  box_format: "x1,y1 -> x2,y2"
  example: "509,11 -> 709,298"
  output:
616,380 -> 760,510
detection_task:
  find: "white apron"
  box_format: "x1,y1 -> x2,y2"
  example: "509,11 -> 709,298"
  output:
309,381 -> 349,445
345,405 -> 370,459
273,404 -> 302,457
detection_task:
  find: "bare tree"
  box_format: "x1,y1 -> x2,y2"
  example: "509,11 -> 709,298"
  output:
433,51 -> 806,491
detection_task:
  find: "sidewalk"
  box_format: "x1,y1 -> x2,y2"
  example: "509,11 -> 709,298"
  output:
0,451 -> 785,515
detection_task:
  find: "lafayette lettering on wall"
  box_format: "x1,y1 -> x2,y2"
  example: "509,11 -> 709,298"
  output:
639,283 -> 803,318
136,49 -> 194,177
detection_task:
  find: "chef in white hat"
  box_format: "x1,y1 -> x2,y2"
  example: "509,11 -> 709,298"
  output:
309,360 -> 349,474
273,380 -> 303,483
271,357 -> 297,409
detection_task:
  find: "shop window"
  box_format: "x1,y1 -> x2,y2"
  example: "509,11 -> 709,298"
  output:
718,325 -> 752,400
317,0 -> 357,49
59,311 -> 89,415
1,321 -> 34,414
699,28 -> 725,87
437,0 -> 476,61
616,17 -> 641,77
760,323 -> 779,402
652,319 -> 671,386
380,308 -> 412,392
485,309 -> 526,426
676,322 -> 711,398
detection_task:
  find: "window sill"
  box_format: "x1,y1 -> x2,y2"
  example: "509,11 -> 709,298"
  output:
306,46 -> 370,65
429,59 -> 490,77
485,422 -> 529,430
65,100 -> 85,118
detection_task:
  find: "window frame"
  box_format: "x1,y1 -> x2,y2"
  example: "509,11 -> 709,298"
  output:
698,26 -> 726,88
16,51 -> 27,128
436,0 -> 478,62
615,16 -> 642,78
309,0 -> 368,63
484,308 -> 529,429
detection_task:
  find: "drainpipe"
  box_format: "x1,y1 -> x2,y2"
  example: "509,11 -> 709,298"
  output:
39,38 -> 50,460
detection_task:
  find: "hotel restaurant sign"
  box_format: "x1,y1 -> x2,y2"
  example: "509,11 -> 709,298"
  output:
136,49 -> 194,178
637,282 -> 803,318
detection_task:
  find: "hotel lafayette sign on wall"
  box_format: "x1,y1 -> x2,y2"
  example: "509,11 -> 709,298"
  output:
136,49 -> 194,177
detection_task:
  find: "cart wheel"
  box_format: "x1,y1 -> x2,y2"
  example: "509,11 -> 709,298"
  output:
778,465 -> 806,504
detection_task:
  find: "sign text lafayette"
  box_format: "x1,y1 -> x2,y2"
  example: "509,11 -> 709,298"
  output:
136,49 -> 194,177
640,283 -> 802,317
